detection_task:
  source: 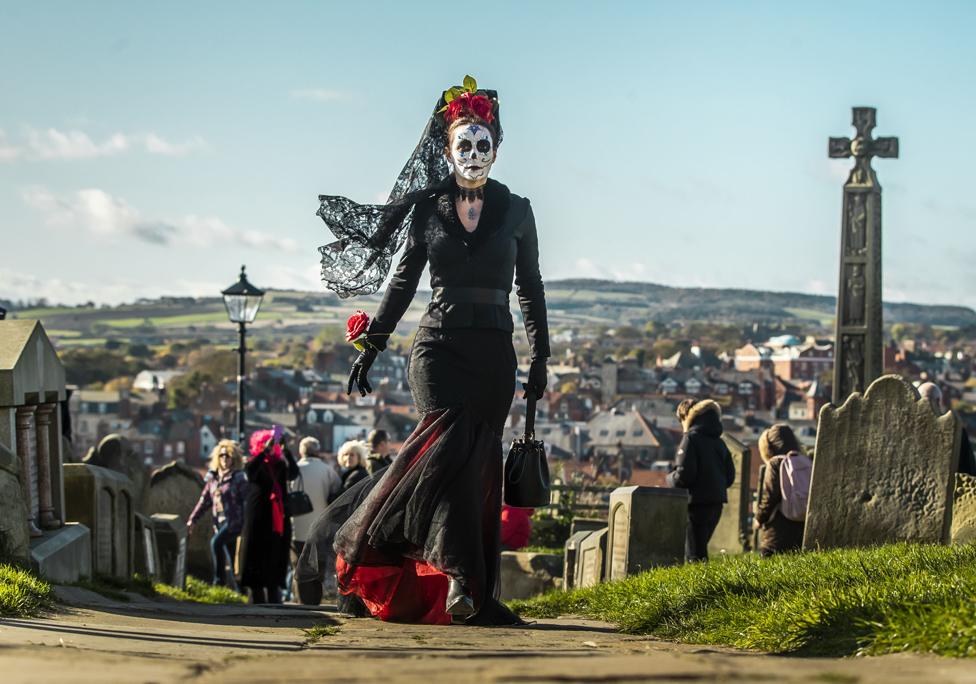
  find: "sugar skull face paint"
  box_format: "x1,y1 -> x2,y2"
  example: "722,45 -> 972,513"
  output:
448,123 -> 495,182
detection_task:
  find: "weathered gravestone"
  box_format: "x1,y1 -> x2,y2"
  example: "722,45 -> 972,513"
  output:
64,463 -> 135,579
151,513 -> 187,588
950,474 -> 976,545
563,529 -> 594,591
84,434 -> 150,514
499,551 -> 562,600
134,512 -> 160,580
804,375 -> 961,550
0,442 -> 30,564
570,517 -> 606,537
605,486 -> 686,582
146,461 -> 210,580
709,435 -> 751,556
575,527 -> 607,588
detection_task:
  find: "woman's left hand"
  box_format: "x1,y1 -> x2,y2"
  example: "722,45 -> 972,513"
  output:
525,358 -> 548,399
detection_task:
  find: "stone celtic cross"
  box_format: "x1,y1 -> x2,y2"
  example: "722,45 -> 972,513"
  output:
829,107 -> 899,404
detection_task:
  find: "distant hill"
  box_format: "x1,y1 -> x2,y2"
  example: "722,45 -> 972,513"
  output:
546,279 -> 976,328
9,279 -> 975,349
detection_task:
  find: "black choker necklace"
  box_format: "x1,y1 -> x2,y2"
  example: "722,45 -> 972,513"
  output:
454,184 -> 485,202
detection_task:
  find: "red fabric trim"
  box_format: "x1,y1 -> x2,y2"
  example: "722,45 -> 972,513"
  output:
337,553 -> 450,625
336,412 -> 453,625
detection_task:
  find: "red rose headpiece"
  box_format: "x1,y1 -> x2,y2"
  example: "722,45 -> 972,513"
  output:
445,92 -> 495,125
439,75 -> 496,126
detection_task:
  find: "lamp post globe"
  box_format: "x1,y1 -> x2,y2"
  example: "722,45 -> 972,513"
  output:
222,265 -> 264,442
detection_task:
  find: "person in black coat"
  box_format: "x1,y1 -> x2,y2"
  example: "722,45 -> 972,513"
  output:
318,78 -> 549,626
238,429 -> 299,604
667,399 -> 736,561
337,440 -> 369,492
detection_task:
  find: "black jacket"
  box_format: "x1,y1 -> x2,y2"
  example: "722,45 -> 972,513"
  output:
367,178 -> 550,360
667,400 -> 735,505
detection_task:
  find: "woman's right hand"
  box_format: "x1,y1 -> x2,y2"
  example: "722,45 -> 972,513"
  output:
347,346 -> 379,396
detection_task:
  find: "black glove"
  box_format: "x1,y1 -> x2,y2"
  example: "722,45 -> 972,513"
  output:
524,357 -> 548,400
347,346 -> 379,396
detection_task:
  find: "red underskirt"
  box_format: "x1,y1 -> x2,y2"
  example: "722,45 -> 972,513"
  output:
335,415 -> 452,625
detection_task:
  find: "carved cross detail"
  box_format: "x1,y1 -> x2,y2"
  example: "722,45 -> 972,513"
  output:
829,107 -> 899,186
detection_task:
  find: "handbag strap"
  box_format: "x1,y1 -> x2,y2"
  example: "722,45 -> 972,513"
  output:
523,383 -> 537,440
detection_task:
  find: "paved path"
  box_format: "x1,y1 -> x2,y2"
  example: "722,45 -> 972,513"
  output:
1,587 -> 974,683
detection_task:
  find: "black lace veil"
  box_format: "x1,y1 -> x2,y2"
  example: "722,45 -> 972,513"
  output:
317,90 -> 501,298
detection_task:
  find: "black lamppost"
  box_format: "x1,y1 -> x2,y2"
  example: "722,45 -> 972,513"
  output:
222,265 -> 264,442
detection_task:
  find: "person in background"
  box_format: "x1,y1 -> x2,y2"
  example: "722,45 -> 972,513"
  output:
239,427 -> 299,604
187,439 -> 247,586
500,505 -> 532,551
337,440 -> 370,492
918,381 -> 976,476
365,429 -> 393,476
291,437 -> 341,559
667,398 -> 735,562
755,424 -> 810,557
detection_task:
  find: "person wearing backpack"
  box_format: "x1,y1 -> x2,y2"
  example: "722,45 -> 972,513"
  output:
755,424 -> 811,557
667,398 -> 736,562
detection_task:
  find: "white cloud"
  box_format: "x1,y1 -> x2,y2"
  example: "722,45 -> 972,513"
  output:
21,186 -> 298,253
0,128 -> 209,161
0,267 -> 227,306
290,88 -> 349,103
143,133 -> 208,156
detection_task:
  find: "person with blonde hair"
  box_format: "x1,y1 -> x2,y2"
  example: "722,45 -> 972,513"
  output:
755,424 -> 810,557
337,439 -> 369,492
188,439 -> 248,586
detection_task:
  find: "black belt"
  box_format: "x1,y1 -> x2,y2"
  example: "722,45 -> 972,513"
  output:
431,287 -> 508,306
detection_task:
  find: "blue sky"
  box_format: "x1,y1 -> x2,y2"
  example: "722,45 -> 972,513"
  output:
2,1 -> 975,308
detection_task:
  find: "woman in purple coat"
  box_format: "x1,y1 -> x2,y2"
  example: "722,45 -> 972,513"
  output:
188,439 -> 248,586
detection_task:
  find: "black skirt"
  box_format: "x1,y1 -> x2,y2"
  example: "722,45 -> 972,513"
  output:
326,327 -> 518,624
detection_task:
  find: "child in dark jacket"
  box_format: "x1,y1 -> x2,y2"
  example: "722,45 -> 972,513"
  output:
755,424 -> 807,556
667,399 -> 736,561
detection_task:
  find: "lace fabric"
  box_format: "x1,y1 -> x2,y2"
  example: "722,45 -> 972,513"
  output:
317,90 -> 502,298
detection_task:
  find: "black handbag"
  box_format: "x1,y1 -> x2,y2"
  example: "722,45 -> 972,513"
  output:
285,473 -> 314,517
504,387 -> 551,507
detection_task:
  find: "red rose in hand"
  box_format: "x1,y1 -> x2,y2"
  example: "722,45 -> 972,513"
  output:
346,310 -> 370,342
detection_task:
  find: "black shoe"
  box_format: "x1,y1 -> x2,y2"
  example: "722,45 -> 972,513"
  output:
445,579 -> 475,619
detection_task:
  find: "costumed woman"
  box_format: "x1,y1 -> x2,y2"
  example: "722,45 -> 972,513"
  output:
305,75 -> 549,625
238,427 -> 299,603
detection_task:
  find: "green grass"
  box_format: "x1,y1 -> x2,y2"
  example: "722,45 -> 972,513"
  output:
73,573 -> 157,601
153,576 -> 246,604
522,546 -> 563,555
0,564 -> 54,617
103,312 -> 229,328
509,543 -> 976,658
302,624 -> 341,646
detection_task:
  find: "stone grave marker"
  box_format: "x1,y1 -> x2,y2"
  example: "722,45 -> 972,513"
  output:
709,435 -> 751,556
605,486 -> 686,582
0,441 -> 30,565
563,529 -> 594,591
146,461 -> 210,579
828,107 -> 899,404
64,463 -> 135,579
152,513 -> 187,588
804,374 -> 961,550
575,527 -> 607,588
134,512 -> 159,580
499,551 -> 562,600
570,517 -> 606,537
84,434 -> 150,513
951,474 -> 976,545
